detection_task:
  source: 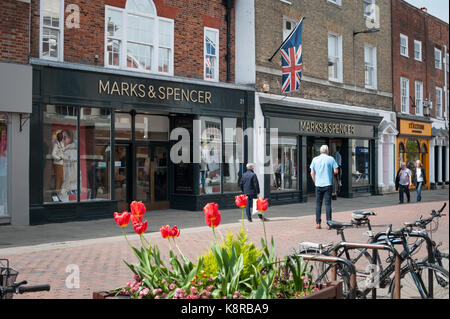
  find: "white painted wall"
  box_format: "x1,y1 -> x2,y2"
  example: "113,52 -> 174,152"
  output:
235,0 -> 256,85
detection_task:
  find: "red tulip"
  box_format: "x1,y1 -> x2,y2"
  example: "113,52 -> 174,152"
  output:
114,211 -> 131,227
170,226 -> 181,238
130,201 -> 146,218
256,198 -> 269,212
160,225 -> 171,239
131,214 -> 143,225
205,212 -> 221,228
133,219 -> 148,235
203,203 -> 221,228
235,195 -> 248,208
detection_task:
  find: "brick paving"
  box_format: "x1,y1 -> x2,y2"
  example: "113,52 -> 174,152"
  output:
1,195 -> 447,299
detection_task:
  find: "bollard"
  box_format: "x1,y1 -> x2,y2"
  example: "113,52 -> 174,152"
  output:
372,249 -> 378,299
394,255 -> 401,299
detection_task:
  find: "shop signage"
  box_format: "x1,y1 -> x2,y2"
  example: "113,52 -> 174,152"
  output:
98,80 -> 212,104
399,119 -> 431,136
299,120 -> 356,136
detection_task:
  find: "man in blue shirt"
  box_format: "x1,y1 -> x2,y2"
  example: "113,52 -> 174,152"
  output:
310,145 -> 339,229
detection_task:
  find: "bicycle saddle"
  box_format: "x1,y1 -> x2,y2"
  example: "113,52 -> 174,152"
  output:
352,211 -> 376,217
327,220 -> 353,230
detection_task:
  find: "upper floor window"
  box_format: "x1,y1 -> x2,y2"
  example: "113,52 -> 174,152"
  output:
105,0 -> 174,75
40,0 -> 64,61
400,34 -> 408,57
328,0 -> 342,6
436,87 -> 443,118
400,77 -> 409,114
364,44 -> 377,90
363,0 -> 376,20
204,27 -> 219,82
434,48 -> 442,69
328,32 -> 342,83
414,40 -> 422,61
283,17 -> 297,41
415,81 -> 423,116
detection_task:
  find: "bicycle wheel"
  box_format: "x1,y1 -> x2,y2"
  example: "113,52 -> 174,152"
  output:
389,262 -> 449,299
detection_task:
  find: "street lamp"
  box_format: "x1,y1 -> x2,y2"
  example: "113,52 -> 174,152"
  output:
353,28 -> 380,37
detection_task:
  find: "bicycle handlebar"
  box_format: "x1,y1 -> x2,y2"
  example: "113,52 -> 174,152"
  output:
1,284 -> 50,296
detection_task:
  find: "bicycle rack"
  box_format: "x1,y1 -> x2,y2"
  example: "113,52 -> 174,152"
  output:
330,242 -> 401,299
296,254 -> 358,299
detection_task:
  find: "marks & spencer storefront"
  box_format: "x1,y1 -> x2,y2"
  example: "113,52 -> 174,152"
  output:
258,97 -> 382,206
30,63 -> 253,224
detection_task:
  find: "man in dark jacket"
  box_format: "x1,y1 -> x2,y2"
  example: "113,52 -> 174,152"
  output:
240,163 -> 267,222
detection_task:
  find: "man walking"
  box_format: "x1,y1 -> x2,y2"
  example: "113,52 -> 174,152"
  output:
310,145 -> 339,229
395,161 -> 412,204
240,163 -> 267,222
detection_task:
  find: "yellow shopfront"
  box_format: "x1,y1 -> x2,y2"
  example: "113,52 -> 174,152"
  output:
397,119 -> 432,190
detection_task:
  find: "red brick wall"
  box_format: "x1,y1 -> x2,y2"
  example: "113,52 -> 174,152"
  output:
30,0 -> 235,83
0,0 -> 30,64
392,0 -> 449,119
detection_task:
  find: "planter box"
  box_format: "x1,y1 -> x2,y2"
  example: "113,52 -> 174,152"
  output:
301,281 -> 343,299
93,281 -> 343,300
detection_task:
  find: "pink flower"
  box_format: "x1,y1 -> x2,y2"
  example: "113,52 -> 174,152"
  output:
190,286 -> 198,295
169,283 -> 176,290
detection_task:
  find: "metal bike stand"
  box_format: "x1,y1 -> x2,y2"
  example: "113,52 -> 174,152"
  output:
297,254 -> 357,299
330,242 -> 401,299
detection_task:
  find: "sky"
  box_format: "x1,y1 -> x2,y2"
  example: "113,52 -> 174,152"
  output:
404,0 -> 449,23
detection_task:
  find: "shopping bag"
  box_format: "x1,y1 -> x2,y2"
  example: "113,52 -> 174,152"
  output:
252,198 -> 259,216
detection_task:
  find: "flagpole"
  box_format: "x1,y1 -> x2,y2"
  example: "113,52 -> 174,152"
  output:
268,17 -> 305,62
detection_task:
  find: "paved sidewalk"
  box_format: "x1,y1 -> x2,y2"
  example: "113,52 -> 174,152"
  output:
0,188 -> 448,249
0,190 -> 447,299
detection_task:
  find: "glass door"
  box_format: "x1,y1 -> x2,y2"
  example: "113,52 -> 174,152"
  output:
114,144 -> 131,212
136,145 -> 151,208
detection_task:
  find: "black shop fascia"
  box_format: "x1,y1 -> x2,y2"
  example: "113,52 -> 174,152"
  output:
30,63 -> 254,224
259,96 -> 382,206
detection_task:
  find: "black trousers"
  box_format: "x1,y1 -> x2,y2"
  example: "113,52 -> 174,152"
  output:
398,184 -> 410,203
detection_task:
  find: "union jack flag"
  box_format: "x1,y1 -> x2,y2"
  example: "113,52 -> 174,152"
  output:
281,18 -> 303,94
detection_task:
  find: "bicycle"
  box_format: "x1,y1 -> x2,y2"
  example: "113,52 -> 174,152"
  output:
0,259 -> 51,299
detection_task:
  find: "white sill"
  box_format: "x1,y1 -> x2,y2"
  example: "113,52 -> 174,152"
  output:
279,0 -> 292,4
400,53 -> 409,58
328,78 -> 342,84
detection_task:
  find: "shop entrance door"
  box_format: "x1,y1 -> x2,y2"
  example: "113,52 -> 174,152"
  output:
136,143 -> 170,210
114,143 -> 170,212
307,137 -> 328,194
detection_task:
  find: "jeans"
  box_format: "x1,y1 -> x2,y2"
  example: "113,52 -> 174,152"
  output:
399,184 -> 410,203
416,182 -> 423,202
246,194 -> 262,220
315,186 -> 332,224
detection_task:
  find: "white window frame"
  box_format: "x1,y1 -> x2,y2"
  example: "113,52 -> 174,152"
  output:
104,2 -> 174,76
400,77 -> 410,114
327,0 -> 342,7
446,53 -> 449,73
436,87 -> 443,118
364,44 -> 377,90
282,16 -> 297,41
328,32 -> 343,83
204,27 -> 219,82
363,0 -> 376,20
415,81 -> 423,116
414,40 -> 422,61
39,0 -> 64,61
434,48 -> 442,69
400,34 -> 408,58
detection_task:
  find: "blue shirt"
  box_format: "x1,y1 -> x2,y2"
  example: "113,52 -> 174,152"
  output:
310,153 -> 338,187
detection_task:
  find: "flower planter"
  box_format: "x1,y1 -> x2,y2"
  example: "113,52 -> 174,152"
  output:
93,281 -> 343,300
301,281 -> 343,299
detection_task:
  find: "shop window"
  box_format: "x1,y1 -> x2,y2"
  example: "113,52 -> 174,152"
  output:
223,118 -> 244,193
115,113 -> 132,140
79,107 -> 111,202
135,115 -> 169,141
0,115 -> 7,217
270,136 -> 297,192
43,105 -> 78,203
405,139 -> 420,172
173,117 -> 193,194
105,0 -> 174,75
199,117 -> 222,194
352,139 -> 370,186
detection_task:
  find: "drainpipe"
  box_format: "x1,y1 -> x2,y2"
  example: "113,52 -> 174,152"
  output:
223,0 -> 234,82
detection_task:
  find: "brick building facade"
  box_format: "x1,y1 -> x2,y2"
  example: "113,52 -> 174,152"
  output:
247,0 -> 397,206
0,0 -> 33,225
391,0 -> 449,190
